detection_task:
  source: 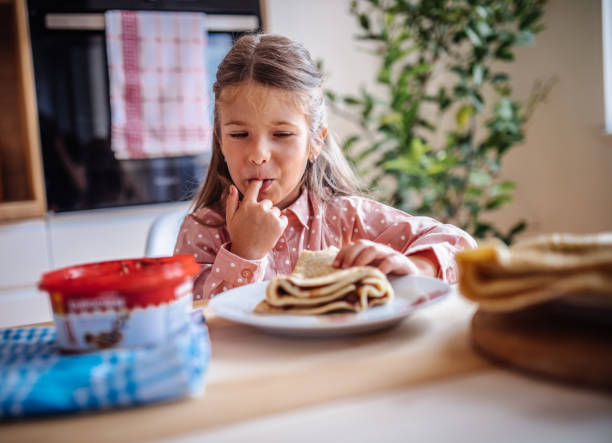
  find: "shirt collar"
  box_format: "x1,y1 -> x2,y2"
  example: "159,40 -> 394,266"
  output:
283,186 -> 311,229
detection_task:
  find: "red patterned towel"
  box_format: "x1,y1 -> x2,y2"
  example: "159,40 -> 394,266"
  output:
105,11 -> 211,159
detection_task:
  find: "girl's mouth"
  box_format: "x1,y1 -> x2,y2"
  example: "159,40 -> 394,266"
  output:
248,178 -> 274,191
260,179 -> 274,191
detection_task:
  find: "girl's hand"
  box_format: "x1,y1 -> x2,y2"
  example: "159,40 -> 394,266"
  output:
333,239 -> 437,277
226,180 -> 288,260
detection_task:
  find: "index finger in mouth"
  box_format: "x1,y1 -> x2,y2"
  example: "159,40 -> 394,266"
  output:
245,179 -> 263,202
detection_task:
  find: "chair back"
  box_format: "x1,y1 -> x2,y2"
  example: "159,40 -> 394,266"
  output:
145,210 -> 187,257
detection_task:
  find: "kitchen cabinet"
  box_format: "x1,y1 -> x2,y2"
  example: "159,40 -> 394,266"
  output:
0,0 -> 46,221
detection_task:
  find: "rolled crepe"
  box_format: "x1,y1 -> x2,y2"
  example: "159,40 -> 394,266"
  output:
255,247 -> 393,315
457,232 -> 612,312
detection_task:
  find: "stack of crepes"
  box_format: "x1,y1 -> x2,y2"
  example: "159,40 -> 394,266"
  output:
255,247 -> 393,315
456,232 -> 612,312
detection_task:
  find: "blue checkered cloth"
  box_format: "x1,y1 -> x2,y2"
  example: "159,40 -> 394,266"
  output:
0,310 -> 210,418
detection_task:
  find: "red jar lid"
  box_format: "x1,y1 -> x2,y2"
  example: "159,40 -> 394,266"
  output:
39,255 -> 200,295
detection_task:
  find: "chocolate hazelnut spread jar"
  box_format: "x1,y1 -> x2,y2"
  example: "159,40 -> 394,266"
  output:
39,255 -> 200,352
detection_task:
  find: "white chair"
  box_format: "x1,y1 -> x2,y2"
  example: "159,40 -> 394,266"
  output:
145,210 -> 188,257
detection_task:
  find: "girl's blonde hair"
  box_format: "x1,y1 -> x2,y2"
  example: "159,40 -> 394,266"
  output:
191,33 -> 362,214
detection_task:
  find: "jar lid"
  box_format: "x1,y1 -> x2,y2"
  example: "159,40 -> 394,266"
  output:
39,255 -> 200,295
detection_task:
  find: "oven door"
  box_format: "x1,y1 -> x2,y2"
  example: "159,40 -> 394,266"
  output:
27,1 -> 262,212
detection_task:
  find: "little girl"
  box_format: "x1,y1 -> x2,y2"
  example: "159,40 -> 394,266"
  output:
175,34 -> 476,301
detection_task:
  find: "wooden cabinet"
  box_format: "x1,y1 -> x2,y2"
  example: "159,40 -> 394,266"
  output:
0,0 -> 45,220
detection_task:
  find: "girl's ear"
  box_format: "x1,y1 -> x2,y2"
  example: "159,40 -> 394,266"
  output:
309,126 -> 328,161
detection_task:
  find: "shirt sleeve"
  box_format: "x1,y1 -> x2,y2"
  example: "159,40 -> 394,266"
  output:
174,211 -> 268,300
342,197 -> 477,283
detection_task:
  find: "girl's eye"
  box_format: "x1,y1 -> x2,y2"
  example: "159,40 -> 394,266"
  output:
274,132 -> 292,138
230,132 -> 248,139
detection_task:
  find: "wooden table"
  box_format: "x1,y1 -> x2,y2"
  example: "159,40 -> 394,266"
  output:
2,292 -> 611,442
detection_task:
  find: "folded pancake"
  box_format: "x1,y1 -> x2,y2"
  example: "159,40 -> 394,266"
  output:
457,232 -> 612,312
255,247 -> 393,315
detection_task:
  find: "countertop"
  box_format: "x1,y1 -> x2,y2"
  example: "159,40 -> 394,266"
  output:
2,291 -> 611,442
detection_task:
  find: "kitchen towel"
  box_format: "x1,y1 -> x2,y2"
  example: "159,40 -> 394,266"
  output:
105,11 -> 212,159
0,311 -> 210,418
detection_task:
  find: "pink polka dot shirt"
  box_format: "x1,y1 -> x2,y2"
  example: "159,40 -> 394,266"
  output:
174,188 -> 476,300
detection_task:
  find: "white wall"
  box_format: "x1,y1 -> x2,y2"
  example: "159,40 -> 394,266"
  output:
487,0 -> 612,235
266,0 -> 612,237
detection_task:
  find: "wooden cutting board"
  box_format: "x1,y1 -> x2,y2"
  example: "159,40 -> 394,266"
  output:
471,301 -> 612,390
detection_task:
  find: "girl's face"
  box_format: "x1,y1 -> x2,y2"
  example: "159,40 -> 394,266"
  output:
218,82 -> 324,210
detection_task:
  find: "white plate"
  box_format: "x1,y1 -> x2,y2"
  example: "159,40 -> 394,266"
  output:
208,275 -> 451,337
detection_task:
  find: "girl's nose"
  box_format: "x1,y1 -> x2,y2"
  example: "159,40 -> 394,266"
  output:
248,137 -> 271,165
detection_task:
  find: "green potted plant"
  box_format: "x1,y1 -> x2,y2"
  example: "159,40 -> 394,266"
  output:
326,0 -> 552,244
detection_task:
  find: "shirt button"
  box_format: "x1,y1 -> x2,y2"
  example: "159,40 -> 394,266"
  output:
241,269 -> 253,279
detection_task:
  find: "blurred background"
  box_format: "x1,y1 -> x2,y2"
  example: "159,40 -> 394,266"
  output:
268,0 -> 611,238
0,0 -> 611,326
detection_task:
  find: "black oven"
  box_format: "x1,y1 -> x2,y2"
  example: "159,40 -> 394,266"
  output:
27,0 -> 262,212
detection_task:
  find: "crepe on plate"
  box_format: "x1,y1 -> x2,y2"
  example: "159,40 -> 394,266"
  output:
456,232 -> 612,312
254,247 -> 393,315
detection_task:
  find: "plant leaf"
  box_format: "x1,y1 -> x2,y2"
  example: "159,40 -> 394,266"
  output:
469,170 -> 491,186
456,105 -> 473,127
359,14 -> 370,30
485,195 -> 512,210
465,26 -> 482,46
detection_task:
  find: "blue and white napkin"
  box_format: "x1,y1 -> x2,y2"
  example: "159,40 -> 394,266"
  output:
0,311 -> 209,418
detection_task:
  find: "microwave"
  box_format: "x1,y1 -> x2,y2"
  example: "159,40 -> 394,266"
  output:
27,0 -> 263,212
